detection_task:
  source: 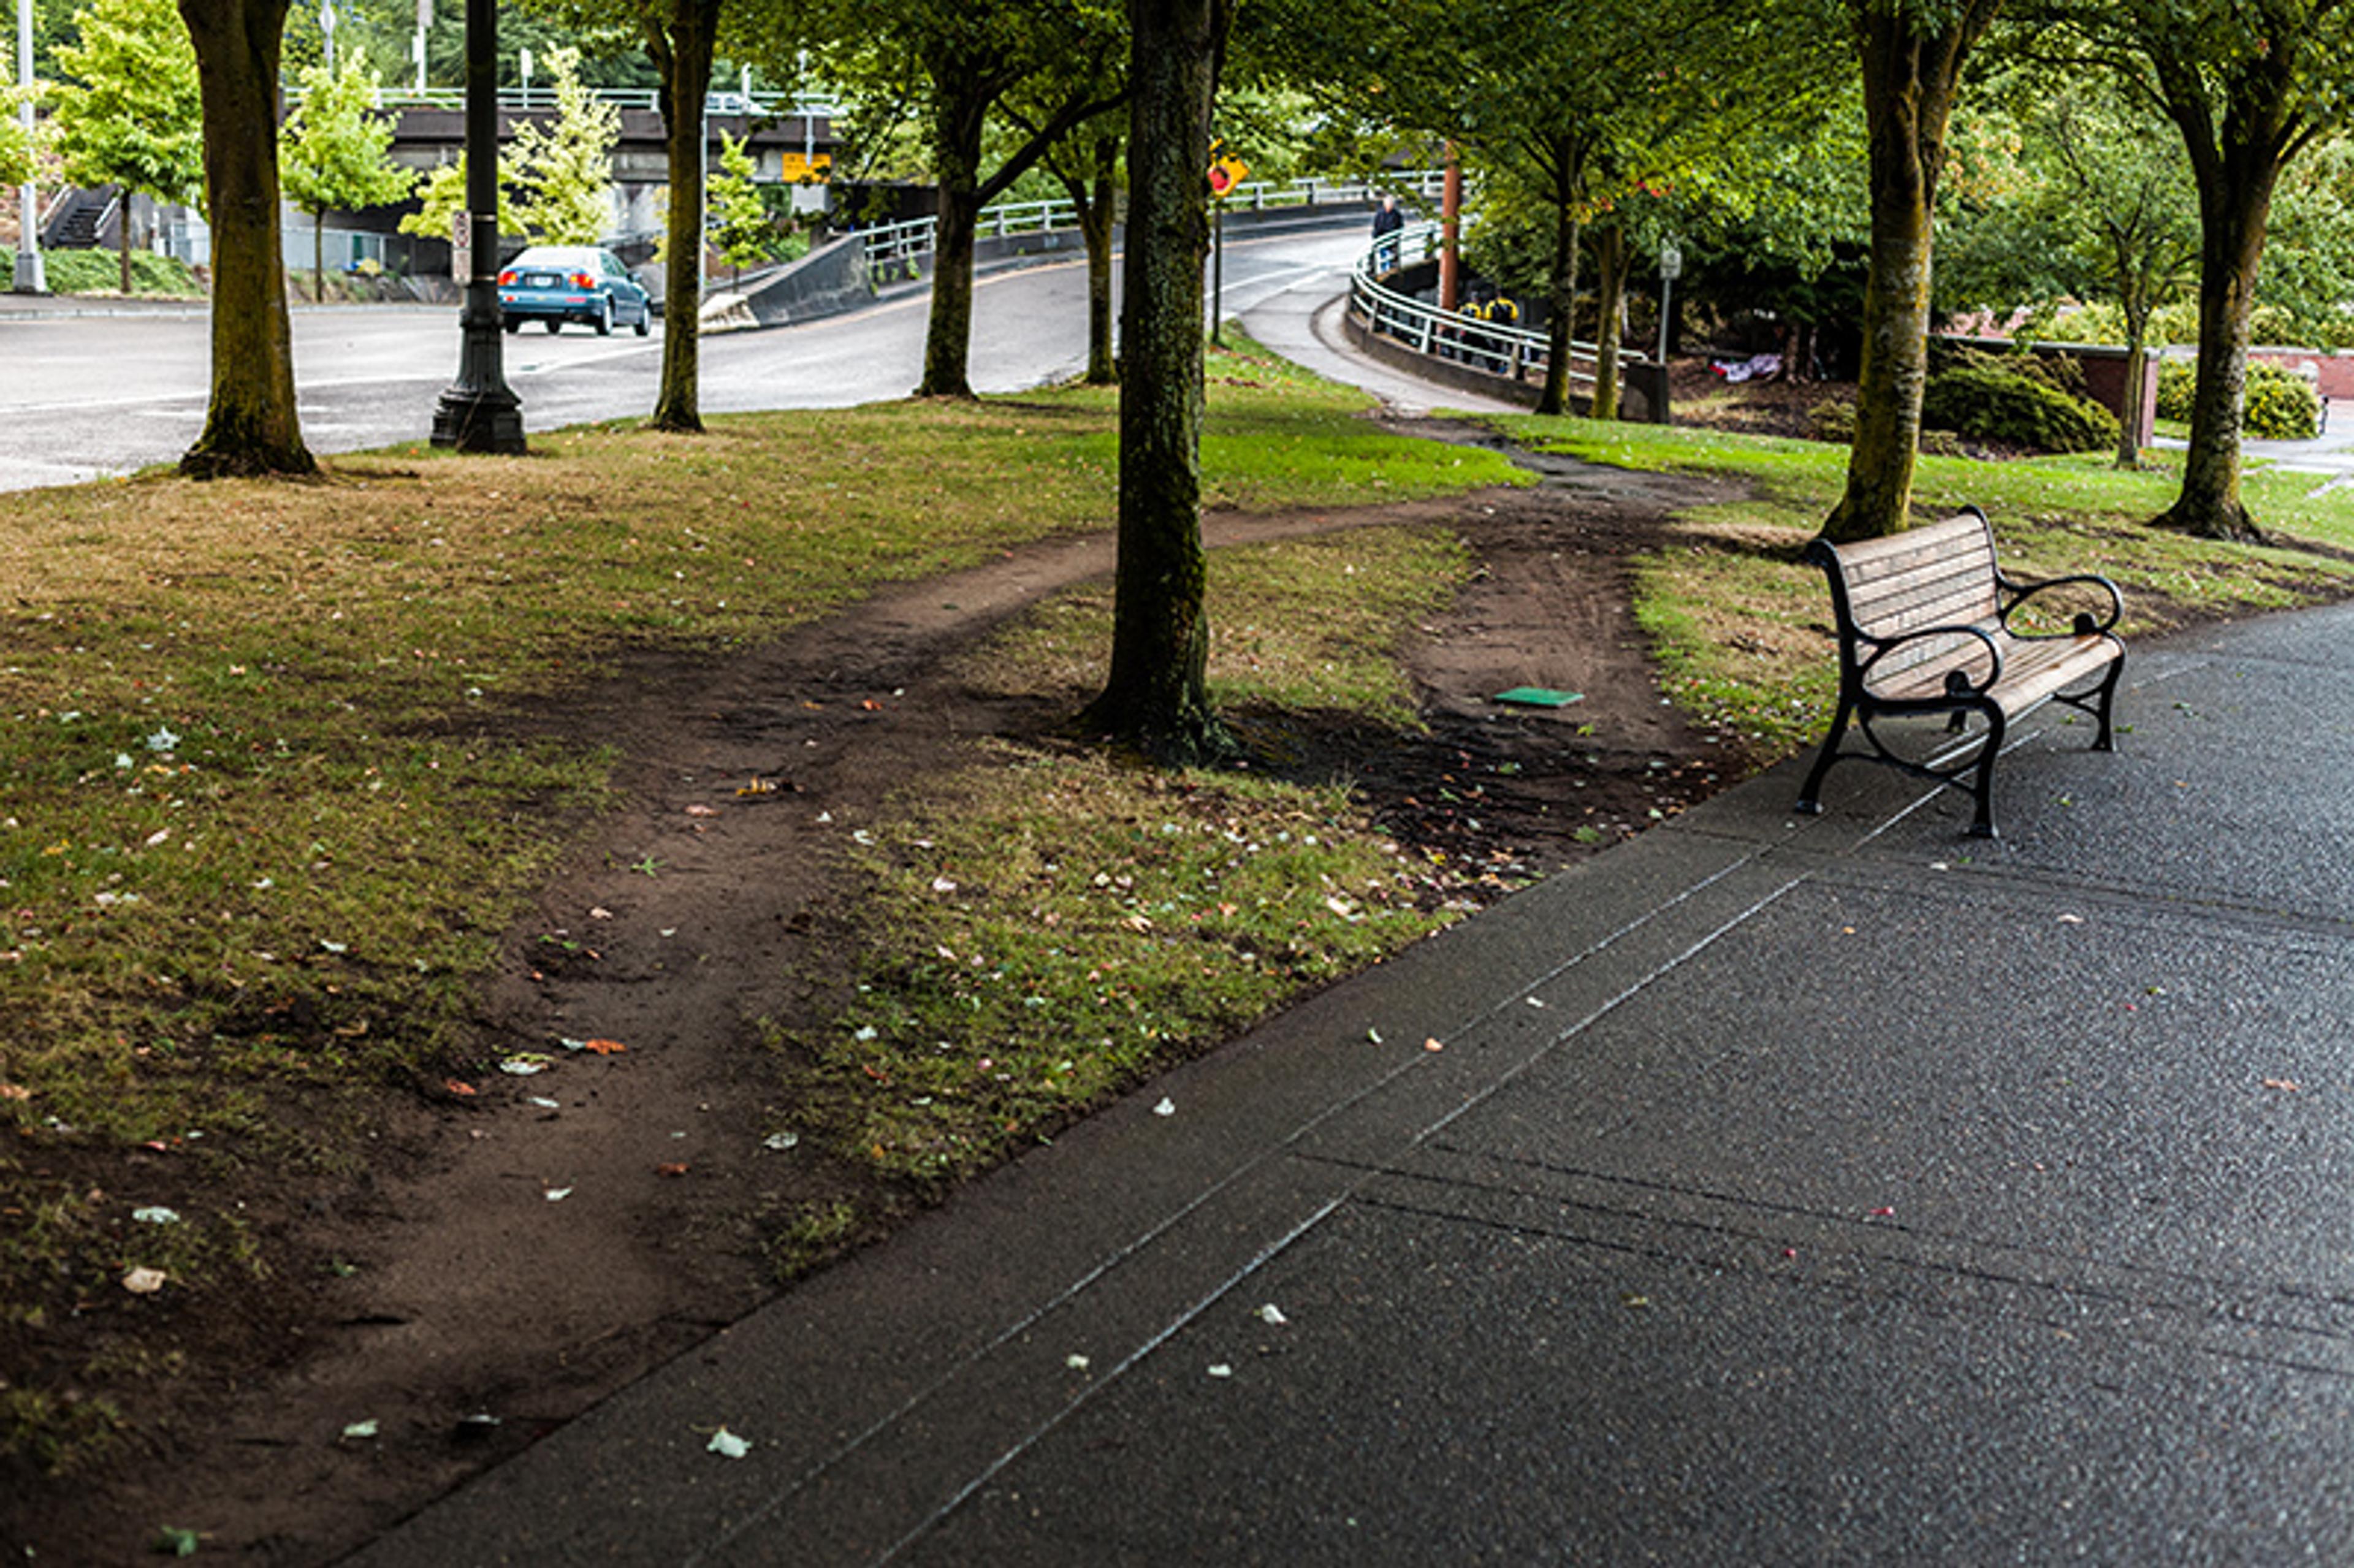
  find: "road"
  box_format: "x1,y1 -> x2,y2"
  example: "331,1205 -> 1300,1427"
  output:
0,225 -> 1373,493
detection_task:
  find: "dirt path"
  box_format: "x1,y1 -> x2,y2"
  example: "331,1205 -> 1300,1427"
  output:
10,431 -> 1744,1564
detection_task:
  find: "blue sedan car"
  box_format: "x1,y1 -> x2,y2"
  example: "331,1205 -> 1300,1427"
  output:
497,245 -> 652,337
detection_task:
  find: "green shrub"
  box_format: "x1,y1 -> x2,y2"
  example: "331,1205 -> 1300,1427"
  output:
1921,355 -> 2120,452
2156,359 -> 2196,422
3,245 -> 205,297
2244,362 -> 2320,439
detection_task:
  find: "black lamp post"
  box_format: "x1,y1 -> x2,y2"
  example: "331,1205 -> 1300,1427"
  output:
429,0 -> 524,451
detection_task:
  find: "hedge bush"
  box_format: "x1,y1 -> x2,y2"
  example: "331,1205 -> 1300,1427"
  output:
2155,360 -> 2321,438
2244,363 -> 2320,440
0,245 -> 204,297
1921,355 -> 2120,452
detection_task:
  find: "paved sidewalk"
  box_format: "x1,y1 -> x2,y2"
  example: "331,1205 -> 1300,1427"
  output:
348,606 -> 2354,1566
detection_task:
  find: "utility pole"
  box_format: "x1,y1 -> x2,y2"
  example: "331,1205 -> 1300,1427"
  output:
429,0 -> 522,451
12,0 -> 42,294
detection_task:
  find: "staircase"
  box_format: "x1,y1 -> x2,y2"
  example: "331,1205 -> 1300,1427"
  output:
40,187 -> 118,251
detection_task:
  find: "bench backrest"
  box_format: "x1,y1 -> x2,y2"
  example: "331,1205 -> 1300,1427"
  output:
1807,509 -> 2002,682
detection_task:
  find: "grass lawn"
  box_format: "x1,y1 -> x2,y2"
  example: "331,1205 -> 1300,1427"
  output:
0,337 -> 1526,1469
1492,414 -> 2354,752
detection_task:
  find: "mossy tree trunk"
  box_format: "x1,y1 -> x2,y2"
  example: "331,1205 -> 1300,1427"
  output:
918,64 -> 990,398
1823,0 -> 1995,543
1589,222 -> 1629,421
2147,45 -> 2296,542
1079,0 -> 1231,762
1074,140 -> 1120,384
178,0 -> 313,478
646,0 -> 722,433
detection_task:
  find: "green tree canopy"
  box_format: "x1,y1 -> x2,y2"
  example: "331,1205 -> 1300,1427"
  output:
280,52 -> 416,295
509,45 -> 620,243
48,0 -> 203,293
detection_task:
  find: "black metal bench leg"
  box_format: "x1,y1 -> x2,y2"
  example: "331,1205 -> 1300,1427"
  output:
1795,690 -> 1854,815
2090,654 -> 2123,752
1968,706 -> 2007,837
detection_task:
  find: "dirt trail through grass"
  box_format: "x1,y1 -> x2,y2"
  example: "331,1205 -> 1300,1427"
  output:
12,433 -> 1741,1564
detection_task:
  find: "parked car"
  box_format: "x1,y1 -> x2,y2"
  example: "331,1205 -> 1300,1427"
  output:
497,245 -> 652,337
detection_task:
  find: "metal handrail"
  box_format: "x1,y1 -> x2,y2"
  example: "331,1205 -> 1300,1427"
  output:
283,84 -> 839,118
858,168 -> 1449,269
1347,219 -> 1644,388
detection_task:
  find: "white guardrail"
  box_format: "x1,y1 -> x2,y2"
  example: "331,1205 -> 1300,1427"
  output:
1347,219 -> 1643,390
285,85 -> 839,118
856,169 -> 1450,271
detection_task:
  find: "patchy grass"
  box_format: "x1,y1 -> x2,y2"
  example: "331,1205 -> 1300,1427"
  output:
0,343 -> 1522,1471
764,527 -> 1488,1265
1493,413 -> 2354,756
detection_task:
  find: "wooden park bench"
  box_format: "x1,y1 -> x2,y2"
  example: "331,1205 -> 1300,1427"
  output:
1795,506 -> 2124,837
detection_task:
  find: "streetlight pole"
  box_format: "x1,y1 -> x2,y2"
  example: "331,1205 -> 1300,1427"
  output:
1656,240 -> 1682,366
12,0 -> 42,294
429,0 -> 522,451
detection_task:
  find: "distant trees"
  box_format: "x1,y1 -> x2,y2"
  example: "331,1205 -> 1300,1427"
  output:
48,0 -> 202,295
507,45 -> 620,243
280,52 -> 416,298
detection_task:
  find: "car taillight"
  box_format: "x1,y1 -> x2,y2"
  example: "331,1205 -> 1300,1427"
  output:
571,271 -> 595,289
497,269 -> 517,286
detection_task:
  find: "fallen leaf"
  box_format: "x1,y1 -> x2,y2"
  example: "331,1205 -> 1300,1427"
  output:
2263,1078 -> 2303,1092
131,1206 -> 180,1225
1206,1364 -> 1233,1379
342,1419 -> 379,1440
1867,1206 -> 1895,1218
525,1095 -> 560,1109
1152,1097 -> 1176,1117
860,698 -> 883,711
685,804 -> 720,817
1257,1303 -> 1288,1326
155,1526 -> 200,1556
0,1083 -> 29,1101
1065,1353 -> 1091,1371
121,1266 -> 167,1294
499,1054 -> 552,1076
655,1162 -> 690,1177
444,1079 -> 477,1097
589,907 -> 614,921
544,1187 -> 573,1202
762,1131 -> 800,1151
581,1038 -> 627,1056
1424,1037 -> 1445,1052
708,1427 -> 752,1459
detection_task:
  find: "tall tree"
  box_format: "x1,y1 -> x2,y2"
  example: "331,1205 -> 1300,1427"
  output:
1938,74 -> 2198,468
1823,0 -> 2002,542
177,0 -> 313,476
1,85 -> 38,188
707,128 -> 780,284
48,0 -> 202,295
1011,53 -> 1125,385
2085,0 -> 2354,539
280,53 -> 416,300
1078,0 -> 1232,759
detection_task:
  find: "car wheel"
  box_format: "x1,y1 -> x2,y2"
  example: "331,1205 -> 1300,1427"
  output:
544,319 -> 562,334
633,304 -> 649,338
595,297 -> 613,337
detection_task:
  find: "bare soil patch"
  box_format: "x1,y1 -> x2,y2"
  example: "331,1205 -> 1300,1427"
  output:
4,426 -> 1743,1564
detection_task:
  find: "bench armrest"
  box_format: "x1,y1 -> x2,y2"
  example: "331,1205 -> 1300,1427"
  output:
1998,571 -> 2124,636
1857,622 -> 2005,696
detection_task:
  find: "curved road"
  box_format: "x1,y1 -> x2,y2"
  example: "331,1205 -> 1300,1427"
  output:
0,221 -> 1457,493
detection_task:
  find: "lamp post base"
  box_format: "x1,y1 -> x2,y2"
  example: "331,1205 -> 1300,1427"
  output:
430,384 -> 525,452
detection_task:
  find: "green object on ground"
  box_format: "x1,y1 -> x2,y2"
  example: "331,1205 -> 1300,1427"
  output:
1493,686 -> 1585,707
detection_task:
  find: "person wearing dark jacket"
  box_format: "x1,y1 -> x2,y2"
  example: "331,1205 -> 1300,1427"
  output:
1370,195 -> 1404,270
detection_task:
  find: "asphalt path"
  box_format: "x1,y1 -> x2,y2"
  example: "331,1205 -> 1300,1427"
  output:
0,225 -> 1370,494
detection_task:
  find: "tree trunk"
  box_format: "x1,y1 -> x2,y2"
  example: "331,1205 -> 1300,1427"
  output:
1534,157 -> 1583,416
1082,158 -> 1118,384
177,0 -> 313,478
2157,139 -> 2277,540
117,196 -> 132,295
2117,287 -> 2152,470
916,72 -> 988,399
1824,1 -> 1992,542
647,0 -> 720,433
1079,0 -> 1232,762
1590,223 -> 1629,421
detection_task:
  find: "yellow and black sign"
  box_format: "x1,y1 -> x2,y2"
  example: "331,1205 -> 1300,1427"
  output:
1206,139 -> 1249,197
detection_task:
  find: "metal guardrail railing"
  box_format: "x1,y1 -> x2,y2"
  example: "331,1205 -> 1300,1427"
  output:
857,169 -> 1450,271
285,85 -> 839,118
1346,219 -> 1645,390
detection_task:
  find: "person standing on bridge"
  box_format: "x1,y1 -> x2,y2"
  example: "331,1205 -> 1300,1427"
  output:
1371,195 -> 1404,272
